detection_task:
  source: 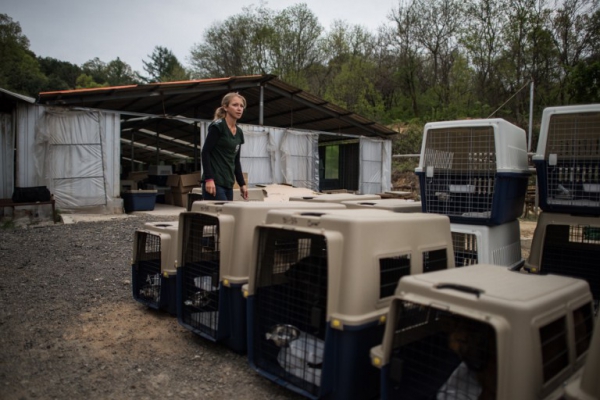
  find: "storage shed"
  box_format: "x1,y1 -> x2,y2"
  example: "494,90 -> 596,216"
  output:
2,75 -> 396,213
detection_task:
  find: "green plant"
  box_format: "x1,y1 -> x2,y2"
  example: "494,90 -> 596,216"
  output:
53,208 -> 62,223
1,220 -> 15,229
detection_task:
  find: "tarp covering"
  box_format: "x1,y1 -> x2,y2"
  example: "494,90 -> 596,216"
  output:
34,109 -> 113,209
0,113 -> 13,199
359,136 -> 392,194
279,130 -> 319,191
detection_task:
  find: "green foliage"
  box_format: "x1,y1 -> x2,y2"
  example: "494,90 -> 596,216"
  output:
0,14 -> 46,96
142,46 -> 189,82
38,57 -> 81,90
568,59 -> 600,103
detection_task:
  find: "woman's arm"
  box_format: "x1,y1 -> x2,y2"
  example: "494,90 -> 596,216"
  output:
201,124 -> 220,181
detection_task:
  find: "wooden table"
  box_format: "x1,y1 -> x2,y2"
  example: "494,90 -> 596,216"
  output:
0,197 -> 56,223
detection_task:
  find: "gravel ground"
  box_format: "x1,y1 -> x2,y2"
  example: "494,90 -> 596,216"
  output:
0,214 -> 303,400
0,210 -> 538,400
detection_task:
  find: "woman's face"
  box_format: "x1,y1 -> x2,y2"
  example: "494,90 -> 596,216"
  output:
225,96 -> 245,120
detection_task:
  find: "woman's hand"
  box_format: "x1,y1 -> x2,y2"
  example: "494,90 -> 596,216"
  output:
240,185 -> 249,200
205,180 -> 216,196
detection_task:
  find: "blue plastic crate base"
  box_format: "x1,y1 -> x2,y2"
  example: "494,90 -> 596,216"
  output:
247,296 -> 384,400
533,159 -> 600,215
416,172 -> 529,225
122,190 -> 157,213
177,268 -> 248,353
132,265 -> 177,315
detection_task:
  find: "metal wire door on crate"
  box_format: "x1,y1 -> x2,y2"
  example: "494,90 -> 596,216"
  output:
252,227 -> 328,397
422,127 -> 497,218
541,223 -> 600,306
386,301 -> 497,399
452,231 -> 478,267
134,231 -> 162,306
180,213 -> 221,339
543,113 -> 600,208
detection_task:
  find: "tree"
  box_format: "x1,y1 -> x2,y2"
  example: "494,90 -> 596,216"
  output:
189,4 -> 275,78
142,46 -> 190,82
38,57 -> 82,91
105,57 -> 140,86
548,0 -> 600,103
270,3 -> 325,87
0,13 -> 46,96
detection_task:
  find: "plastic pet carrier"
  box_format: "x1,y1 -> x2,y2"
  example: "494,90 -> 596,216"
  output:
451,220 -> 523,269
533,104 -> 600,215
177,201 -> 345,353
289,193 -> 381,203
525,212 -> 600,306
370,265 -> 595,400
245,209 -> 455,399
415,119 -> 530,225
341,198 -> 422,213
131,221 -> 179,315
186,187 -> 266,210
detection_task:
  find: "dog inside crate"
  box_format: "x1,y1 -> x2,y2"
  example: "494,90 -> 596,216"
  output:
388,301 -> 497,400
254,228 -> 328,393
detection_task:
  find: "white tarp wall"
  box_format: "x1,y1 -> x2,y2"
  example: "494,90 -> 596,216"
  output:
359,137 -> 392,194
202,123 -> 319,190
0,113 -> 14,199
34,108 -> 120,211
278,130 -> 319,191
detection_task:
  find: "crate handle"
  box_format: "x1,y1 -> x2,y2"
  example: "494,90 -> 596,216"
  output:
435,283 -> 484,298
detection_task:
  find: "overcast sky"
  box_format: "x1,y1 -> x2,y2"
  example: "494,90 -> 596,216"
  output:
4,0 -> 398,74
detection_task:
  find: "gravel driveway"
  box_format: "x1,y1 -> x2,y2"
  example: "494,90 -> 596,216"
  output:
0,214 -> 303,400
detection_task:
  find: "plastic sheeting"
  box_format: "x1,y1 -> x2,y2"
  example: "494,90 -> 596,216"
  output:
359,137 -> 392,194
34,109 -> 113,209
279,130 -> 319,191
0,113 -> 13,199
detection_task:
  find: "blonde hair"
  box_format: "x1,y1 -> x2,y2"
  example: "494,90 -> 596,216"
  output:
213,92 -> 247,120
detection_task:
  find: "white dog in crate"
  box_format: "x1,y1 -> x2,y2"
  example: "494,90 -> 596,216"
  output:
276,331 -> 325,386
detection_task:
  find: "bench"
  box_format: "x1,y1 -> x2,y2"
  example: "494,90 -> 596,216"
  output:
0,196 -> 56,224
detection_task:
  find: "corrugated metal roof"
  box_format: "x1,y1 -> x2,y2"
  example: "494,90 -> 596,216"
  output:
38,75 -> 396,138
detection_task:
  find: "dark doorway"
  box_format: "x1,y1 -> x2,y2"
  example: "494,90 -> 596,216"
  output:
319,141 -> 359,192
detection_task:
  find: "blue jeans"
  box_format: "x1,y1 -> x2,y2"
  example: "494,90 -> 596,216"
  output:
202,182 -> 233,201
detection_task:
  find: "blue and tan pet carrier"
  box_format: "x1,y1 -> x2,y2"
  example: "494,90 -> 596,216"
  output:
132,221 -> 179,315
246,209 -> 455,399
415,119 -> 530,225
176,201 -> 345,353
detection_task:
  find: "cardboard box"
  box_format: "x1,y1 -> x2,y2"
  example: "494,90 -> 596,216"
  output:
234,172 -> 249,189
172,192 -> 188,207
164,192 -> 174,205
128,171 -> 148,183
167,172 -> 201,193
148,165 -> 172,175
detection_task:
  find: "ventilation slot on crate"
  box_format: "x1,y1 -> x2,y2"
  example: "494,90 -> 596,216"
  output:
386,301 -> 497,399
379,255 -> 411,299
133,232 -> 162,306
540,224 -> 600,303
534,109 -> 600,213
452,231 -> 478,267
180,213 -> 221,339
252,227 -> 328,397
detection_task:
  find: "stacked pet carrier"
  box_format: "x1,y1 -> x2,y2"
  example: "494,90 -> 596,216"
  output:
370,265 -> 595,399
176,201 -> 345,353
527,104 -> 600,307
245,209 -> 455,400
131,221 -> 179,315
341,198 -> 422,213
532,104 -> 600,213
415,119 -> 530,268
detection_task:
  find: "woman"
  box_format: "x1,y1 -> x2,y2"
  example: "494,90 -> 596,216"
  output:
201,92 -> 248,201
